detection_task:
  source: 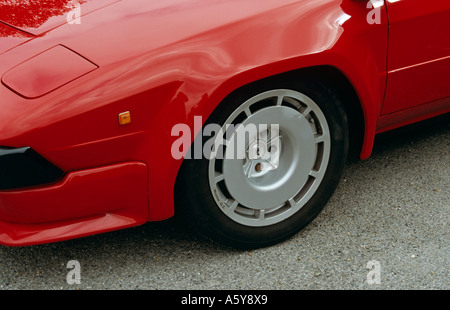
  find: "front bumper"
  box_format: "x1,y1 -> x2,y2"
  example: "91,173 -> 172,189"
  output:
0,158 -> 149,246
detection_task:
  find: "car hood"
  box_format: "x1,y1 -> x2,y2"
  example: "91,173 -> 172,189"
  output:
0,0 -> 119,36
0,22 -> 34,55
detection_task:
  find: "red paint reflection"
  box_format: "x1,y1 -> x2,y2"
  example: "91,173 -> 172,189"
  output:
0,0 -> 85,37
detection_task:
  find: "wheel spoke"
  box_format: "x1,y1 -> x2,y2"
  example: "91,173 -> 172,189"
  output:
302,106 -> 312,116
309,170 -> 319,179
276,95 -> 284,106
314,133 -> 326,143
229,200 -> 238,212
287,198 -> 296,207
257,209 -> 265,220
214,172 -> 225,183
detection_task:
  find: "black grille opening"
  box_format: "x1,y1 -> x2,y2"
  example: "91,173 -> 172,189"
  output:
0,147 -> 64,190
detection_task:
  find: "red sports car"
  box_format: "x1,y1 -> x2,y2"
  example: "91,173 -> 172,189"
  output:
0,0 -> 448,249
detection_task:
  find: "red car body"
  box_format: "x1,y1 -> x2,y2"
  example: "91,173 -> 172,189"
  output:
0,0 -> 448,246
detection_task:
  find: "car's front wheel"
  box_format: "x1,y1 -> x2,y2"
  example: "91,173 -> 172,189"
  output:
176,77 -> 349,249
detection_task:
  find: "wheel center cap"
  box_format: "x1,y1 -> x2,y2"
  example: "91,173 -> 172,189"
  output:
245,129 -> 281,179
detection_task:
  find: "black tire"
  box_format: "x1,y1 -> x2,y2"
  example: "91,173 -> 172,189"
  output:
175,76 -> 349,249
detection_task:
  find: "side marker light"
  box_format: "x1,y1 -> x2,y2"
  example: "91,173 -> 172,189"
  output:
118,111 -> 131,125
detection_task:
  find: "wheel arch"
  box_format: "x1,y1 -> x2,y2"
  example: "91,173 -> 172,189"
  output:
209,65 -> 366,161
173,64 -> 366,210
172,64 -> 361,247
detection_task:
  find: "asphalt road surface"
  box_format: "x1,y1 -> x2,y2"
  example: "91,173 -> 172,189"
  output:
0,114 -> 448,291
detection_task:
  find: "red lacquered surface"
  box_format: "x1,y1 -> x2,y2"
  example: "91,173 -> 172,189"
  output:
0,0 -> 448,246
0,0 -> 119,35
